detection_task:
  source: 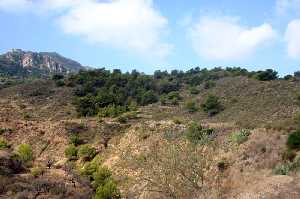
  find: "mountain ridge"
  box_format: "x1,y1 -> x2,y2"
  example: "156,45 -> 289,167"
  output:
0,49 -> 86,77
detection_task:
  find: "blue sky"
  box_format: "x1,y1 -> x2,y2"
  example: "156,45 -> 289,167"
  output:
0,0 -> 299,75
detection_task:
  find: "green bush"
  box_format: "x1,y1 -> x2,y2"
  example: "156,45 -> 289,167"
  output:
186,122 -> 214,145
94,180 -> 121,199
201,94 -> 223,116
287,130 -> 300,150
255,69 -> 278,81
31,167 -> 44,178
78,145 -> 97,161
93,167 -> 112,188
69,135 -> 82,146
204,80 -> 216,89
273,158 -> 300,175
184,100 -> 198,113
98,104 -> 127,118
117,115 -> 127,123
16,144 -> 33,163
140,90 -> 158,105
189,86 -> 199,95
273,164 -> 290,175
55,80 -> 65,87
0,138 -> 9,149
81,155 -> 103,178
64,145 -> 78,160
230,129 -> 251,145
296,91 -> 300,101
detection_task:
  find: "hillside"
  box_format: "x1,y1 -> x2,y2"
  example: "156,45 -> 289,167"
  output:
1,67 -> 300,198
0,49 -> 85,77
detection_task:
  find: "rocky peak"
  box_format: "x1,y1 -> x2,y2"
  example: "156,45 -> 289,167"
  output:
2,49 -> 85,74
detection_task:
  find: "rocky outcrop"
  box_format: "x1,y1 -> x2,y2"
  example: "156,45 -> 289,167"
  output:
1,49 -> 85,75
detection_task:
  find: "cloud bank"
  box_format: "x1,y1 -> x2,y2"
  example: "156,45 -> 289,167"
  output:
189,17 -> 277,60
285,19 -> 300,59
0,0 -> 171,59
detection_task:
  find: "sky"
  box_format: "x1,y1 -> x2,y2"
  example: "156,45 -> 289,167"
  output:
0,0 -> 299,75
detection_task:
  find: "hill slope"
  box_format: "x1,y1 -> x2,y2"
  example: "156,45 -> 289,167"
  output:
0,49 -> 85,77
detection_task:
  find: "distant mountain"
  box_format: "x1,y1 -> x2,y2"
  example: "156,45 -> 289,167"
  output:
0,49 -> 86,77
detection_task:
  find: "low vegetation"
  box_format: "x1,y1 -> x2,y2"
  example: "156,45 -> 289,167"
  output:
201,94 -> 223,116
229,129 -> 251,145
186,122 -> 214,145
15,143 -> 33,163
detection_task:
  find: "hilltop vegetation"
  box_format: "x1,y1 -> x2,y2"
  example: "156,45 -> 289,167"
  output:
2,65 -> 300,198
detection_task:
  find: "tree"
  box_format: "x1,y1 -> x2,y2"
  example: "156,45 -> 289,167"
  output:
201,94 -> 223,116
255,69 -> 278,81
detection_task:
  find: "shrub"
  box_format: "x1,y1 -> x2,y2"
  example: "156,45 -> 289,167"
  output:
55,80 -> 65,87
52,74 -> 64,80
173,117 -> 183,125
204,80 -> 216,89
16,144 -> 33,163
140,90 -> 158,105
184,100 -> 198,113
69,135 -> 82,146
31,167 -> 44,178
94,180 -> 121,199
255,69 -> 278,81
296,91 -> 300,101
81,155 -> 103,178
282,150 -> 297,162
64,145 -> 78,160
273,158 -> 300,175
201,94 -> 223,116
189,87 -> 199,95
78,145 -> 97,161
287,130 -> 300,150
294,71 -> 300,77
0,138 -> 9,149
186,122 -> 214,145
93,167 -> 112,188
117,115 -> 127,123
230,129 -> 251,145
98,104 -> 127,118
273,164 -> 290,175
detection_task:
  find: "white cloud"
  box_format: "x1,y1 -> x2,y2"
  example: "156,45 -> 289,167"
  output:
57,0 -> 171,58
285,19 -> 300,59
189,17 -> 277,60
276,0 -> 300,15
0,0 -> 171,59
0,0 -> 32,12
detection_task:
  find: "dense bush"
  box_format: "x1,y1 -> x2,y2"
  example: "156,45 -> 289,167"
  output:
189,86 -> 199,95
69,134 -> 82,146
287,130 -> 300,150
184,100 -> 198,113
273,157 -> 300,175
203,80 -> 216,89
64,145 -> 78,160
255,69 -> 278,81
16,144 -> 33,163
186,122 -> 214,145
0,138 -> 9,149
94,180 -> 121,199
230,129 -> 251,145
31,167 -> 44,178
78,145 -> 97,161
92,167 -> 112,188
201,94 -> 223,116
81,155 -> 103,178
98,104 -> 127,118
